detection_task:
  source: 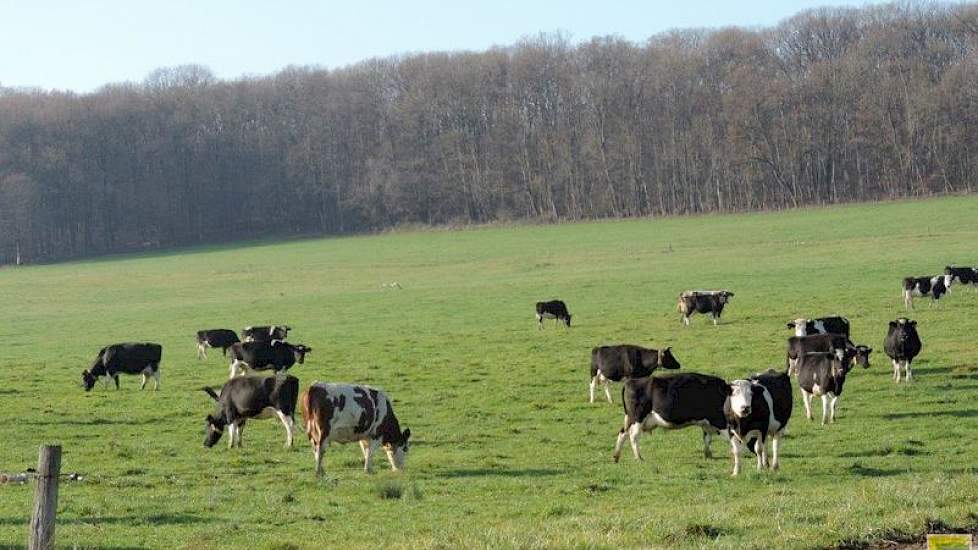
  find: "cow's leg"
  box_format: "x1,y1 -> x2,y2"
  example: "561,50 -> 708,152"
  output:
703,429 -> 713,458
627,422 -> 644,461
589,375 -> 597,403
227,424 -> 236,450
755,436 -> 767,470
904,290 -> 912,310
770,433 -> 781,470
140,373 -> 148,390
820,394 -> 830,425
801,389 -> 813,420
613,422 -> 628,463
829,394 -> 839,423
229,362 -> 237,379
892,359 -> 901,382
197,343 -> 207,360
361,439 -> 382,473
682,314 -> 690,327
153,368 -> 160,390
536,314 -> 543,330
904,360 -> 912,383
602,377 -> 613,404
113,374 -> 120,390
730,437 -> 743,476
383,444 -> 401,472
273,410 -> 294,448
313,441 -> 327,476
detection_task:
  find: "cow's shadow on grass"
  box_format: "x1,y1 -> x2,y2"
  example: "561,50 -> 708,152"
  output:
0,513 -> 215,527
881,409 -> 978,420
22,417 -> 166,426
847,464 -> 904,477
438,468 -> 564,478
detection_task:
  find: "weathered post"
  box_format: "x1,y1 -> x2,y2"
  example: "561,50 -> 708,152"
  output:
28,445 -> 61,550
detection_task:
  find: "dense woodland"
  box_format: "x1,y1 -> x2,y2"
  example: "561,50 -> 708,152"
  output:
1,3 -> 977,264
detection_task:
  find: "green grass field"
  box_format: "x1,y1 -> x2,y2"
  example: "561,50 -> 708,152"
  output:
2,196 -> 977,549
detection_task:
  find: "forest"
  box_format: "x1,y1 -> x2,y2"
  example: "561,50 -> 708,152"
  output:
1,2 -> 976,264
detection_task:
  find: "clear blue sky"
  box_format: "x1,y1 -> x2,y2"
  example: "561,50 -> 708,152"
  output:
1,0 -> 889,93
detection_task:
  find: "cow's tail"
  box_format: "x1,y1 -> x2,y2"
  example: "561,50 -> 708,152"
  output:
300,388 -> 322,445
590,348 -> 599,379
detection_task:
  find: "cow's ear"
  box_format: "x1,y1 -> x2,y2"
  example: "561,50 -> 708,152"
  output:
785,322 -> 794,329
206,414 -> 215,424
889,321 -> 897,328
202,387 -> 219,401
909,320 -> 917,327
724,385 -> 733,395
402,428 -> 411,441
665,346 -> 672,352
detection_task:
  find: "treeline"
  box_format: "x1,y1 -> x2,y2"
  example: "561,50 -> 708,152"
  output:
1,2 -> 977,264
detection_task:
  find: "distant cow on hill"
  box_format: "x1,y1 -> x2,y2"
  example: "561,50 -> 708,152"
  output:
242,325 -> 291,343
677,290 -> 734,326
196,329 -> 240,360
944,266 -> 978,291
786,316 -> 850,338
589,345 -> 680,403
902,276 -> 946,310
535,300 -> 571,328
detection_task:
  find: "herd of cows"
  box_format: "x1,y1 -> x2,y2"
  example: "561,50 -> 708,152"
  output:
76,265 -> 977,477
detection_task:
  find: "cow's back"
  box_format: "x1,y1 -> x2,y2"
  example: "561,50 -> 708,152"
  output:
626,374 -> 728,429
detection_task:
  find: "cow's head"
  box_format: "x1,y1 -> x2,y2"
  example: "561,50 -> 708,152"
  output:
386,428 -> 412,471
786,318 -> 808,337
728,380 -> 754,417
201,387 -> 226,447
853,345 -> 872,368
562,314 -> 572,327
719,291 -> 734,303
81,369 -> 97,391
292,344 -> 311,364
658,347 -> 680,370
889,318 -> 918,339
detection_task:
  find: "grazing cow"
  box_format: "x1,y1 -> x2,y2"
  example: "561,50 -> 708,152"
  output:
613,373 -> 731,464
300,382 -> 411,475
202,375 -> 298,449
227,341 -> 311,378
786,334 -> 872,375
677,290 -> 734,326
902,276 -> 946,310
589,345 -> 680,403
786,316 -> 850,338
884,318 -> 922,383
944,266 -> 978,291
796,349 -> 856,424
82,343 -> 162,391
241,325 -> 291,343
196,329 -> 240,360
535,300 -> 571,329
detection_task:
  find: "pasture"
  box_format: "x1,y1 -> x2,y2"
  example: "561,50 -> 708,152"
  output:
1,196 -> 977,549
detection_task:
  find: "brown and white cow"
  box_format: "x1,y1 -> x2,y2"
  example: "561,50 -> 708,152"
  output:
300,382 -> 411,476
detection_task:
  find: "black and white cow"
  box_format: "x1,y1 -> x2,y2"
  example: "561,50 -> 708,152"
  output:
241,325 -> 291,343
535,300 -> 571,329
902,276 -> 946,310
796,348 -> 856,425
786,334 -> 872,375
944,266 -> 978,291
196,329 -> 240,360
613,373 -> 731,463
202,374 -> 298,449
725,370 -> 792,476
589,345 -> 681,403
677,290 -> 734,326
82,343 -> 162,391
300,382 -> 411,475
786,316 -> 850,338
227,340 -> 311,378
884,318 -> 922,383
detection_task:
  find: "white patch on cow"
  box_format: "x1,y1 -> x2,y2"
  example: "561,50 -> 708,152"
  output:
757,385 -> 780,434
628,422 -> 643,461
945,274 -> 954,289
730,437 -> 743,476
589,372 -> 613,404
197,342 -> 208,360
800,388 -> 813,420
791,318 -> 807,337
892,359 -> 901,382
770,434 -> 781,470
273,409 -> 294,448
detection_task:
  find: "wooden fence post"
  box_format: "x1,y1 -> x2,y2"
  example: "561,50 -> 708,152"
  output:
28,445 -> 61,550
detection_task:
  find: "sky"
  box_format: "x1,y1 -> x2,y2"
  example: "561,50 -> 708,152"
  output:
1,0 -> 892,93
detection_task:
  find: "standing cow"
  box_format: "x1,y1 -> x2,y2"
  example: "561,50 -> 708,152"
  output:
884,318 -> 922,383
589,345 -> 680,403
82,343 -> 162,391
613,373 -> 731,464
786,316 -> 850,338
796,349 -> 857,424
944,265 -> 978,291
902,276 -> 946,310
725,369 -> 792,476
300,382 -> 412,476
196,329 -> 240,360
677,290 -> 734,326
535,300 -> 572,329
227,340 -> 312,378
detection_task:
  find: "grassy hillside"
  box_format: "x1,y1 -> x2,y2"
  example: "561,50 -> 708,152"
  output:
1,196 -> 977,549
